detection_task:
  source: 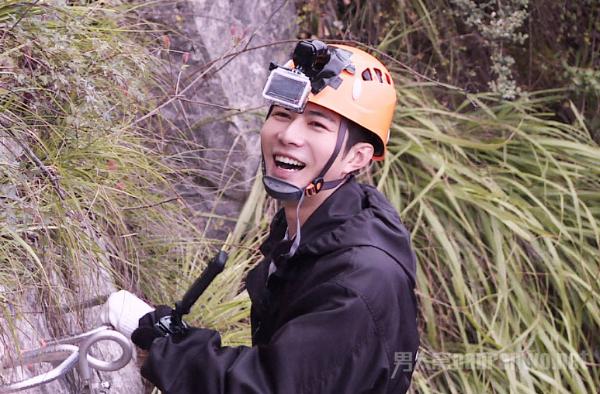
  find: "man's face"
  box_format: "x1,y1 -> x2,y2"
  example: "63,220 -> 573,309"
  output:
260,102 -> 342,189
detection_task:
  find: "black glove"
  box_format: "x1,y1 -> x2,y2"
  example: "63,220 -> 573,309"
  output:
131,305 -> 173,350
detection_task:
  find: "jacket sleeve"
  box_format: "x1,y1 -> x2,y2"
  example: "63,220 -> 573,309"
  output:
140,281 -> 395,394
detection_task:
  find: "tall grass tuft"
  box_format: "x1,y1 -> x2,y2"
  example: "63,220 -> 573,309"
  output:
378,81 -> 600,393
0,0 -> 255,363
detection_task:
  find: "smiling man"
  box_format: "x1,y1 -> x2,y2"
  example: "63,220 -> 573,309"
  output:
102,40 -> 419,394
260,102 -> 368,238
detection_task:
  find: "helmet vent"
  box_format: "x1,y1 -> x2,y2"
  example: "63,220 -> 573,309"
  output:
374,68 -> 384,83
363,68 -> 391,84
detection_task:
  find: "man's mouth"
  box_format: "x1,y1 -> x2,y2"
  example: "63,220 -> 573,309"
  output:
273,154 -> 306,171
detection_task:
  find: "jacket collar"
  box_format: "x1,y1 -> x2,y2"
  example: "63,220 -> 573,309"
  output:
259,177 -> 362,260
259,176 -> 417,284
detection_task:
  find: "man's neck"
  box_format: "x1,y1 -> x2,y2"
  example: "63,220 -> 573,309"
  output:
282,188 -> 337,238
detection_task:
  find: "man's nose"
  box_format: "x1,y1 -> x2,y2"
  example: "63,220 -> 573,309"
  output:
277,117 -> 305,146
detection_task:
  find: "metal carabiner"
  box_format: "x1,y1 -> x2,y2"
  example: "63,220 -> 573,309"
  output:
77,328 -> 132,393
0,344 -> 80,393
0,325 -> 133,394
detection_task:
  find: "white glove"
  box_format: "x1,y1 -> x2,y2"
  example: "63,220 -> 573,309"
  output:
100,290 -> 155,338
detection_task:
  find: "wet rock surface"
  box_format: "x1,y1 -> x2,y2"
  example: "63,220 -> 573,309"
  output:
142,0 -> 297,239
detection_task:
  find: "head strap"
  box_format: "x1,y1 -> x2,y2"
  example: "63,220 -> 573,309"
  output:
303,117 -> 349,196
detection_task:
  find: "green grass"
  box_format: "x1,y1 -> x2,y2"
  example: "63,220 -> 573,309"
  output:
0,0 -> 255,360
377,82 -> 600,393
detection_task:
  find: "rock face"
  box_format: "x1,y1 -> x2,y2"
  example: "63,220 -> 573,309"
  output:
0,1 -> 296,393
144,0 -> 297,239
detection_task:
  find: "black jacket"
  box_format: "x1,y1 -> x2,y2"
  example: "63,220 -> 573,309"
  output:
141,179 -> 420,393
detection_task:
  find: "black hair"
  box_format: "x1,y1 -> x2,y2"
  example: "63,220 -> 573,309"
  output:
343,120 -> 383,158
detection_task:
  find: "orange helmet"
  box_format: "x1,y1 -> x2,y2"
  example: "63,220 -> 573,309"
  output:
261,40 -> 397,204
304,44 -> 396,160
264,42 -> 395,160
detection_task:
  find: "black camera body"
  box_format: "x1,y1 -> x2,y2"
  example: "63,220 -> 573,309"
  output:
292,40 -> 330,78
155,314 -> 189,336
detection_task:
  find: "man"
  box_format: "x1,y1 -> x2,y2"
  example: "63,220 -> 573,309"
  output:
102,40 -> 419,393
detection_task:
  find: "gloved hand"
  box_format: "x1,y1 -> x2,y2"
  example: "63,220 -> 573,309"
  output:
131,305 -> 173,350
100,290 -> 155,338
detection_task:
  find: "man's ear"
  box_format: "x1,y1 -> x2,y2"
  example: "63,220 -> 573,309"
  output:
342,142 -> 374,175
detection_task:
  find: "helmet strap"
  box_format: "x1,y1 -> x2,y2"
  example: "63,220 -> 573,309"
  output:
284,191 -> 304,259
303,117 -> 348,196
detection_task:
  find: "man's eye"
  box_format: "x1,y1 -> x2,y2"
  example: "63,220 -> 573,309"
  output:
309,121 -> 327,129
272,111 -> 291,119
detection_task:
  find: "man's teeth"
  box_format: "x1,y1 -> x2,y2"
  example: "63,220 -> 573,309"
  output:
274,155 -> 306,169
275,155 -> 305,166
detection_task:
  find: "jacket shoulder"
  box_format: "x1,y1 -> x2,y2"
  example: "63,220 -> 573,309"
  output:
336,245 -> 414,297
333,246 -> 419,362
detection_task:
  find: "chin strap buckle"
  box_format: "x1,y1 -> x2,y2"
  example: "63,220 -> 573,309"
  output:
305,177 -> 324,196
